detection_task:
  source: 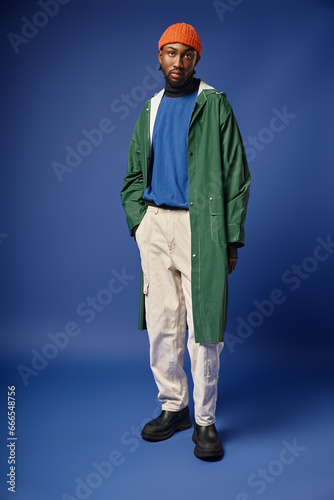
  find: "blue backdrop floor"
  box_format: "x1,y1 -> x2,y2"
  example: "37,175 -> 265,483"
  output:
1,335 -> 333,500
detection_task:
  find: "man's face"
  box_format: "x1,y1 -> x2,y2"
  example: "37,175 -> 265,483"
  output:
158,43 -> 200,87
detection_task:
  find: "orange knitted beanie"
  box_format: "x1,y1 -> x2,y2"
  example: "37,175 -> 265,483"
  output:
159,23 -> 202,56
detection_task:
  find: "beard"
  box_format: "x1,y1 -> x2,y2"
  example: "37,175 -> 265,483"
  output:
161,67 -> 194,88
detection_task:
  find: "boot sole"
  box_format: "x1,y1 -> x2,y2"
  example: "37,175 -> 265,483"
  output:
192,430 -> 224,460
141,417 -> 192,442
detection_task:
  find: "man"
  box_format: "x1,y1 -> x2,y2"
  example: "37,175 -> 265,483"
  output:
120,22 -> 251,461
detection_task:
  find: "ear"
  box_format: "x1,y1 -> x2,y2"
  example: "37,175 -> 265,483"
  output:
194,53 -> 201,67
158,49 -> 163,64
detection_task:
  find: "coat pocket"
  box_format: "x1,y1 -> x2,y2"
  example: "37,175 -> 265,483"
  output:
209,196 -> 225,243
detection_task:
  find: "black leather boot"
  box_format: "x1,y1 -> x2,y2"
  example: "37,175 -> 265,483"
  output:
141,406 -> 191,442
192,422 -> 224,460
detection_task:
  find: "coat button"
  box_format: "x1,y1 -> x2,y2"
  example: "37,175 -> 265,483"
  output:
209,197 -> 213,201
192,253 -> 196,258
190,201 -> 193,206
189,152 -> 193,156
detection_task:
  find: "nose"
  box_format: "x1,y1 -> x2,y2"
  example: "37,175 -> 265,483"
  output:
173,55 -> 183,69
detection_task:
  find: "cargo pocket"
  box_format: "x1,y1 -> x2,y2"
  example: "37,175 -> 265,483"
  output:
209,196 -> 225,243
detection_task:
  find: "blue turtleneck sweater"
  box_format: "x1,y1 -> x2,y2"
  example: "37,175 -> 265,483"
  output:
143,90 -> 198,208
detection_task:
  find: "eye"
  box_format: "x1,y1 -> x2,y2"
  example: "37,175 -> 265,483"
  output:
168,51 -> 175,56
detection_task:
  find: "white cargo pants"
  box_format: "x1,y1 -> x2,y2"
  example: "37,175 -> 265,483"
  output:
136,205 -> 224,426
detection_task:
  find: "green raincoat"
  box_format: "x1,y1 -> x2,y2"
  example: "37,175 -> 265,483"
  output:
121,80 -> 251,343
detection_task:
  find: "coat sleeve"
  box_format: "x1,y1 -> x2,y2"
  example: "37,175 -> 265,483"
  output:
220,97 -> 251,247
120,116 -> 147,236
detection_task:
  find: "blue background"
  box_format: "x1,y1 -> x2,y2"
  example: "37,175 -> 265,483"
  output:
1,0 -> 333,499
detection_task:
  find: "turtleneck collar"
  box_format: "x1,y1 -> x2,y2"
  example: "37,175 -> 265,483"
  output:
164,72 -> 200,98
